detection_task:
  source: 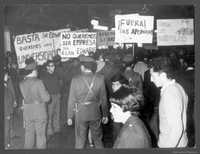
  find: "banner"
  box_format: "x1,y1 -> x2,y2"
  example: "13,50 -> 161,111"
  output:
115,15 -> 154,43
14,28 -> 70,68
61,32 -> 97,57
157,19 -> 194,46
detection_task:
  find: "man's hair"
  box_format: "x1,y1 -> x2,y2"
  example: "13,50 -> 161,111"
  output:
123,62 -> 133,67
149,56 -> 173,79
46,60 -> 54,66
81,61 -> 97,73
109,85 -> 144,115
111,73 -> 129,85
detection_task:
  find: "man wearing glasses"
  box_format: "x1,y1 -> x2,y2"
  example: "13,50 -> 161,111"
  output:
40,59 -> 62,139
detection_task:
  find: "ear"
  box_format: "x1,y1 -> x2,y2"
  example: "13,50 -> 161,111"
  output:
160,72 -> 167,79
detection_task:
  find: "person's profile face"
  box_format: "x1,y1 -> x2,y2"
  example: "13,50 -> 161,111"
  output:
150,68 -> 162,87
112,81 -> 122,92
110,102 -> 125,123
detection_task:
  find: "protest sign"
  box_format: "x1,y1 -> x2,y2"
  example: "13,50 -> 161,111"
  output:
61,32 -> 97,57
107,30 -> 116,46
157,19 -> 194,46
115,14 -> 154,43
14,28 -> 70,68
97,31 -> 107,47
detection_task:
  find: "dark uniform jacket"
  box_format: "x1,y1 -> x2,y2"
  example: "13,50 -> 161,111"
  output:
114,116 -> 151,148
20,77 -> 50,119
68,72 -> 108,122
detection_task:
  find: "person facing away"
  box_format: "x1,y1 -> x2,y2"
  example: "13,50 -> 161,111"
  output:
122,55 -> 143,94
110,85 -> 151,148
67,55 -> 108,149
19,59 -> 50,149
133,52 -> 149,81
149,56 -> 188,148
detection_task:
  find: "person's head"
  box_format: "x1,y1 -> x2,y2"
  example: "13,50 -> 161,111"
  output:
52,54 -> 61,66
46,60 -> 55,74
24,60 -> 38,77
109,85 -> 144,123
149,56 -> 173,88
122,55 -> 134,68
79,56 -> 95,72
111,73 -> 129,92
4,68 -> 10,83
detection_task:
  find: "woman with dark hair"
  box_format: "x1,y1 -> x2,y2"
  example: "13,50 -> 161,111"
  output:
110,85 -> 151,148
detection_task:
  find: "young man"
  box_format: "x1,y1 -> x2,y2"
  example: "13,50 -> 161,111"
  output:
149,56 -> 188,148
67,56 -> 108,149
110,85 -> 151,148
40,60 -> 62,137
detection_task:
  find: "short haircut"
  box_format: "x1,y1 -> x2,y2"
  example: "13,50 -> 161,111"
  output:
81,61 -> 97,73
149,56 -> 173,79
46,60 -> 54,66
123,62 -> 133,67
111,73 -> 129,85
109,85 -> 144,115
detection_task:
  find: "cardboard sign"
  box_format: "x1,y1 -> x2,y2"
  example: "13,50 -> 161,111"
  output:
14,28 -> 70,68
157,19 -> 194,46
115,15 -> 154,43
61,32 -> 97,57
97,31 -> 107,47
107,30 -> 116,46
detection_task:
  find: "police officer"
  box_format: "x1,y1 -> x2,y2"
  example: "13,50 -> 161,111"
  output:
19,59 -> 50,149
67,56 -> 108,149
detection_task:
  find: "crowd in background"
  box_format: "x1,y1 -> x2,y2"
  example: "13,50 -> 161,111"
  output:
4,46 -> 195,149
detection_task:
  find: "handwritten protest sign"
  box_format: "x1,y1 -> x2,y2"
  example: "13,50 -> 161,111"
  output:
157,19 -> 194,46
96,30 -> 116,48
61,32 -> 97,57
97,31 -> 107,47
14,28 -> 70,68
115,15 -> 154,43
107,30 -> 116,46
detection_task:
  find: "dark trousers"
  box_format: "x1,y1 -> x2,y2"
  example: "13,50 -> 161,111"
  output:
5,118 -> 11,148
75,119 -> 103,149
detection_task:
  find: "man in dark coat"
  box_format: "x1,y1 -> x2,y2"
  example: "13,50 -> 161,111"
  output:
67,56 -> 108,149
4,69 -> 15,149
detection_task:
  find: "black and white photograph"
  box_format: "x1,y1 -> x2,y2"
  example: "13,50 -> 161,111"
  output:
2,0 -> 199,153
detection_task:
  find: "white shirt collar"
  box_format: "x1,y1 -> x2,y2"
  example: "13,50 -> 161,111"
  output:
161,79 -> 175,93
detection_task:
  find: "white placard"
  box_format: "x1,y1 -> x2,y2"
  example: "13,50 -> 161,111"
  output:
115,15 -> 154,43
61,32 -> 97,57
14,28 -> 70,68
157,19 -> 194,46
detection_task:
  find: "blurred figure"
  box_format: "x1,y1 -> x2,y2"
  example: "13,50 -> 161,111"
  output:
149,56 -> 188,148
122,55 -> 143,94
134,52 -> 149,81
110,85 -> 151,148
4,68 -> 15,149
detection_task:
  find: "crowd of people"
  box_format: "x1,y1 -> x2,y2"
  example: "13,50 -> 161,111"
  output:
4,47 -> 195,149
